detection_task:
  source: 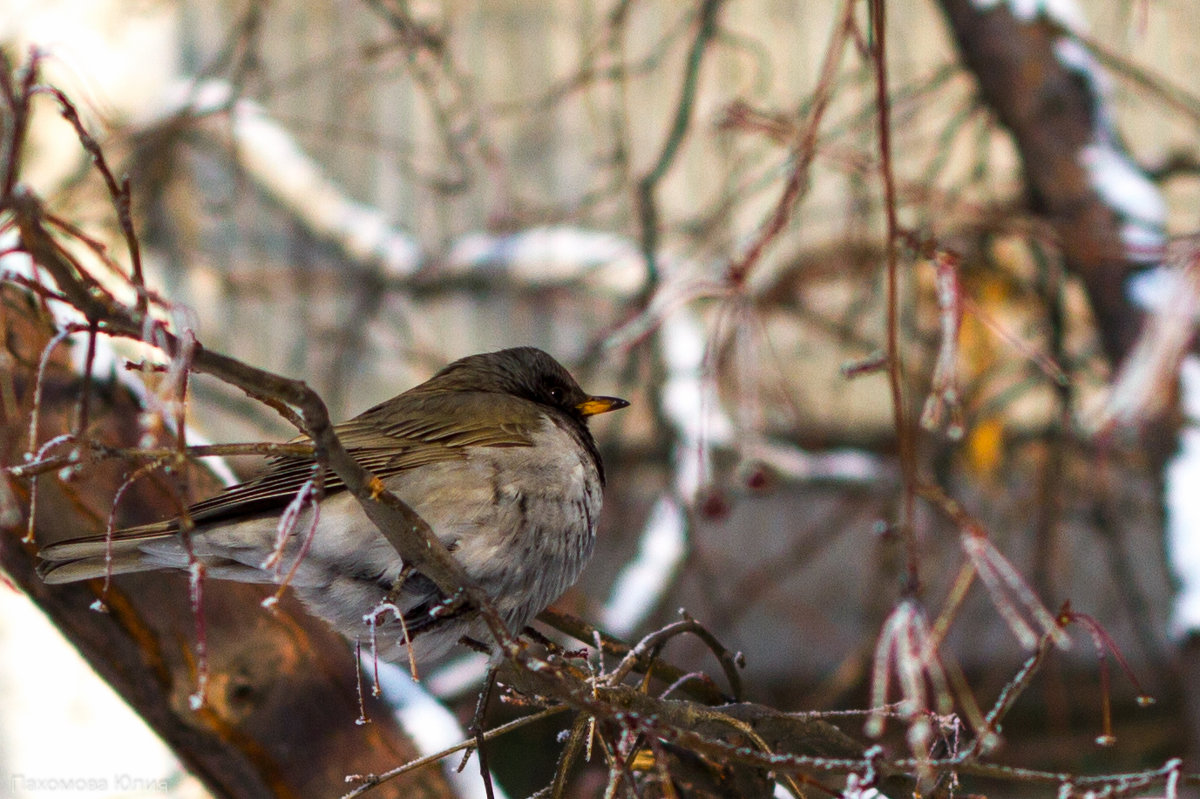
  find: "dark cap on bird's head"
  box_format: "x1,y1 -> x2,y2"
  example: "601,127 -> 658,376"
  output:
426,347 -> 629,423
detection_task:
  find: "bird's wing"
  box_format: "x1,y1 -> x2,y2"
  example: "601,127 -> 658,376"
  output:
41,390 -> 540,557
183,390 -> 540,526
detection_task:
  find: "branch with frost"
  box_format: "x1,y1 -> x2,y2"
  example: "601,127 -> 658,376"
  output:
353,633 -> 1197,799
367,659 -> 511,799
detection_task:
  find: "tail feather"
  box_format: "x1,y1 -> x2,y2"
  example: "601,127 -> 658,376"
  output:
37,522 -> 176,561
37,522 -> 181,584
39,552 -> 170,584
37,522 -> 315,587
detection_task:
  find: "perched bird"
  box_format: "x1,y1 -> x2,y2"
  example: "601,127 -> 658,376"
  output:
39,347 -> 628,663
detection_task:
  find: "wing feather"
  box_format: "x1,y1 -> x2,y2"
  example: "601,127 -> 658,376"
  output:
79,391 -> 536,539
40,391 -> 539,564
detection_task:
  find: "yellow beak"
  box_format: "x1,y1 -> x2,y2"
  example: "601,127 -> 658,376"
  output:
575,395 -> 630,417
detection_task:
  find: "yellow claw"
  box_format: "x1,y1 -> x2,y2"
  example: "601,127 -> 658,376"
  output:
368,475 -> 387,499
629,749 -> 656,771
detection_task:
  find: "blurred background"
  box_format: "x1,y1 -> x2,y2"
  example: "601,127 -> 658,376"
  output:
3,1 -> 1200,796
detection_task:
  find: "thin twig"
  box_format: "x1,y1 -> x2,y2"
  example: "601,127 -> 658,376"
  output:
342,705 -> 572,799
870,0 -> 918,590
725,0 -> 856,286
35,86 -> 148,316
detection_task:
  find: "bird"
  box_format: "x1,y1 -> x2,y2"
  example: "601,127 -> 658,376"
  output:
38,347 -> 628,664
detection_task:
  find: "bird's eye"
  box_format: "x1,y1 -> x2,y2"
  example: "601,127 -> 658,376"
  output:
547,386 -> 565,403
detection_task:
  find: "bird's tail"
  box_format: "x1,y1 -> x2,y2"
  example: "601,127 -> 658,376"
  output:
37,522 -> 187,584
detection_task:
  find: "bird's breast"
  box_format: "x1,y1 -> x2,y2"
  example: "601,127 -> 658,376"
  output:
284,413 -> 604,658
448,416 -> 601,597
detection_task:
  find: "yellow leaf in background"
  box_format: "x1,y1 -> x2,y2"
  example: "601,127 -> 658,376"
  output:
967,415 -> 1005,475
959,273 -> 1010,380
